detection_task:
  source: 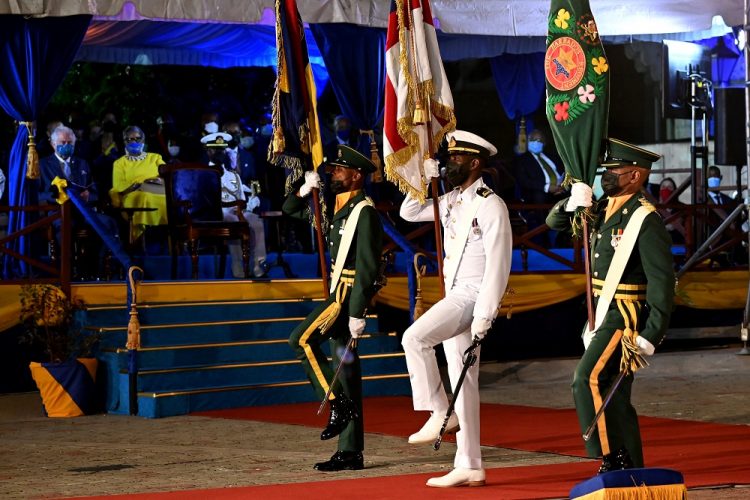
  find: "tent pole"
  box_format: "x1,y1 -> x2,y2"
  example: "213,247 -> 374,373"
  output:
740,0 -> 750,355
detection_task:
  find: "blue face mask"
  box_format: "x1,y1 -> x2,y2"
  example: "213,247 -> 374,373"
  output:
707,177 -> 721,188
56,143 -> 74,158
528,140 -> 544,154
126,142 -> 145,156
336,128 -> 351,141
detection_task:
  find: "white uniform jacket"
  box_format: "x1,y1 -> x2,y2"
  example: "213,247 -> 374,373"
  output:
399,178 -> 512,321
218,164 -> 260,220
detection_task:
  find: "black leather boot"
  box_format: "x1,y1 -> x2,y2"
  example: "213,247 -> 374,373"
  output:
320,394 -> 359,441
598,452 -> 615,474
313,450 -> 364,471
614,447 -> 634,469
598,447 -> 634,474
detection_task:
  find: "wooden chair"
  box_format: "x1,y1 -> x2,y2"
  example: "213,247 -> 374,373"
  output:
159,163 -> 251,279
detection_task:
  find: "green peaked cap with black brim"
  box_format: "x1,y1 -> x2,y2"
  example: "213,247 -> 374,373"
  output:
601,138 -> 661,169
326,144 -> 376,173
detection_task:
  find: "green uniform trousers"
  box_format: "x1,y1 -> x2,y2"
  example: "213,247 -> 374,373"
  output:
571,306 -> 644,467
288,287 -> 363,452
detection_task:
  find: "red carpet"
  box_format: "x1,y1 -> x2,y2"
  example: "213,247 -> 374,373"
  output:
196,396 -> 750,489
67,461 -> 596,499
67,397 -> 749,499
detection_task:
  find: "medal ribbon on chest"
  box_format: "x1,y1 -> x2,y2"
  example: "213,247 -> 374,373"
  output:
611,228 -> 623,248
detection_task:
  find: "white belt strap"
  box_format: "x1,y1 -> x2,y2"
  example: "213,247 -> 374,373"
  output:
586,205 -> 653,336
443,194 -> 485,289
329,199 -> 373,294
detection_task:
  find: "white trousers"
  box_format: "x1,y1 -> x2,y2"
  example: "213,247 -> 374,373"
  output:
401,287 -> 482,469
225,211 -> 267,277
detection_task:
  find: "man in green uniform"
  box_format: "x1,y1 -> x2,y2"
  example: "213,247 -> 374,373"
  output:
546,138 -> 675,473
283,144 -> 383,472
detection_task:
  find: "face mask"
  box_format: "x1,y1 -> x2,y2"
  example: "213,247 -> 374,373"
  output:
336,128 -> 351,141
445,159 -> 471,187
240,136 -> 255,149
707,177 -> 721,188
600,170 -> 632,197
659,188 -> 673,201
168,145 -> 180,157
125,142 -> 145,156
56,143 -> 74,158
528,140 -> 544,155
211,151 -> 227,166
260,124 -> 273,138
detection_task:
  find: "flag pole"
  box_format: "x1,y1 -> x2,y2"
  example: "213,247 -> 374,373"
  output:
581,217 -> 595,326
424,121 -> 446,297
410,7 -> 445,297
310,184 -> 330,298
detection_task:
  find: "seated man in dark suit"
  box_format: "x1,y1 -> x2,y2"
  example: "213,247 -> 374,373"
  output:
512,128 -> 566,246
40,125 -> 120,276
223,121 -> 258,184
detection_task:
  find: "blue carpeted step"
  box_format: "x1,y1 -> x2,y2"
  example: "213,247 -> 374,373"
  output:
109,332 -> 403,370
97,316 -> 381,349
82,299 -> 325,329
128,375 -> 412,418
132,354 -> 407,392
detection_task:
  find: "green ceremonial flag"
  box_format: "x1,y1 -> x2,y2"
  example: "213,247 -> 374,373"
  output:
544,0 -> 610,187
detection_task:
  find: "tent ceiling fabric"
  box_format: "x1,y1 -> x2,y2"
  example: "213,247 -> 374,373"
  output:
2,0 -> 743,37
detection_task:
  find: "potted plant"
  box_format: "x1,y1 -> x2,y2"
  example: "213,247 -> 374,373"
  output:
19,284 -> 99,417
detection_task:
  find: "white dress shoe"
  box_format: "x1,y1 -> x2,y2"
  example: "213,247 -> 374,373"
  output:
408,412 -> 459,444
426,467 -> 485,488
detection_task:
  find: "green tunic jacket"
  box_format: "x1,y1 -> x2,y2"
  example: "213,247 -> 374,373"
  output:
282,190 -> 383,318
546,194 -> 675,346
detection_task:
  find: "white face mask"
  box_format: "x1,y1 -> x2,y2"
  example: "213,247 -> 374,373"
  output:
168,145 -> 180,157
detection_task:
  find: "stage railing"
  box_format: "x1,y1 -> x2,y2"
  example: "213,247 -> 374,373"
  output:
0,203 -> 72,296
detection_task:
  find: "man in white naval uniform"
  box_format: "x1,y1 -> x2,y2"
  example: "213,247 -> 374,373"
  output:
202,132 -> 267,278
400,130 -> 512,488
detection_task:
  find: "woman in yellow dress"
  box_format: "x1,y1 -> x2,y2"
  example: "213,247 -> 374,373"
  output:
109,126 -> 167,238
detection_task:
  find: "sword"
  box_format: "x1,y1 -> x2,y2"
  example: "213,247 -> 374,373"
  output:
433,337 -> 482,451
317,337 -> 356,415
583,370 -> 627,441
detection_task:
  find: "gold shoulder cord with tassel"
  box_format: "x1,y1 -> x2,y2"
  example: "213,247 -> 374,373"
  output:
126,266 -> 144,351
20,121 -> 39,180
413,252 -> 427,321
616,299 -> 649,375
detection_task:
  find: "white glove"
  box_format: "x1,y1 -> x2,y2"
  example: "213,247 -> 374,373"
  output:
349,317 -> 366,339
565,182 -> 593,211
245,195 -> 261,212
423,158 -> 440,180
298,171 -> 321,197
470,317 -> 492,340
635,335 -> 655,356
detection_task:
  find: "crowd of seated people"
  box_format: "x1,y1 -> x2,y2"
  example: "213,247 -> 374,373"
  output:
23,109 -> 279,280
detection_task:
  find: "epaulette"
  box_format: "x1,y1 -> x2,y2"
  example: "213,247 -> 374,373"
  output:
476,186 -> 494,198
638,197 -> 656,213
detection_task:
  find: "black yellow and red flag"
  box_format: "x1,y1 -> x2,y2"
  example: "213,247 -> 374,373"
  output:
268,0 -> 324,193
544,0 -> 610,191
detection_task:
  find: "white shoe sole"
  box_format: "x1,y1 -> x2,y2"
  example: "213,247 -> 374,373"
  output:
426,479 -> 485,488
407,424 -> 460,444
